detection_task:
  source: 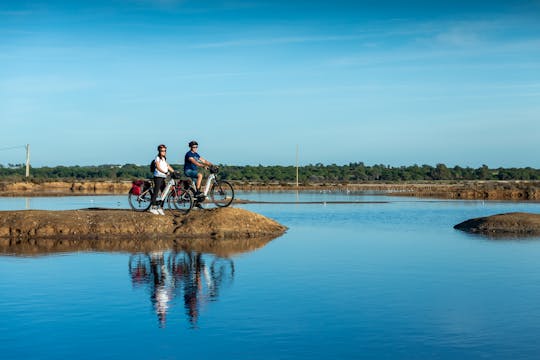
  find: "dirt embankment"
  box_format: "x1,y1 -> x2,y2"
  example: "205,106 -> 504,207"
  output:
0,208 -> 287,255
381,181 -> 540,200
0,181 -> 131,196
454,212 -> 540,237
1,180 -> 539,200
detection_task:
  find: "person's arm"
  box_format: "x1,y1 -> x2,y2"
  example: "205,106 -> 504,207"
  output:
199,157 -> 213,167
189,156 -> 207,168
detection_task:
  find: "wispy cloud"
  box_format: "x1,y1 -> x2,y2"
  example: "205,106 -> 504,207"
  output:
0,75 -> 95,95
191,34 -> 369,49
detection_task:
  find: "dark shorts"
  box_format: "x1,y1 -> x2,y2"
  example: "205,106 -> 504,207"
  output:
184,169 -> 198,180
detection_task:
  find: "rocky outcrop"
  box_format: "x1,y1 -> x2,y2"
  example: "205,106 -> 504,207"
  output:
454,212 -> 540,237
0,207 -> 286,241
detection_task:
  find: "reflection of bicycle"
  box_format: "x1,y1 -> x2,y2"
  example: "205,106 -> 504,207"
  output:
128,254 -> 152,286
129,250 -> 236,327
187,166 -> 234,208
128,172 -> 194,214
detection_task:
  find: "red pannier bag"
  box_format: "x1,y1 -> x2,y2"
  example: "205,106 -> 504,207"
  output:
131,180 -> 144,195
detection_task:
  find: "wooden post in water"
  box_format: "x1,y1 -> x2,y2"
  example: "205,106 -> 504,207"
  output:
25,144 -> 30,178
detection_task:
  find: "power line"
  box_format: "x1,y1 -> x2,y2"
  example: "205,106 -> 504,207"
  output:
0,144 -> 31,178
0,145 -> 26,152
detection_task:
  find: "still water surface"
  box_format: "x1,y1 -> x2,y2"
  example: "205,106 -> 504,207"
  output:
1,192 -> 540,359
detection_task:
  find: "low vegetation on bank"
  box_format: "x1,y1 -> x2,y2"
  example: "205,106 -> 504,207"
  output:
1,162 -> 539,183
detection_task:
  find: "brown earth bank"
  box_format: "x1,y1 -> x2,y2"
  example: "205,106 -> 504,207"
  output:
0,180 -> 539,200
454,212 -> 540,237
0,208 -> 287,253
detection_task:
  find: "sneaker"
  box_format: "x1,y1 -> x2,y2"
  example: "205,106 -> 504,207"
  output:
196,192 -> 205,200
149,206 -> 159,215
157,207 -> 165,216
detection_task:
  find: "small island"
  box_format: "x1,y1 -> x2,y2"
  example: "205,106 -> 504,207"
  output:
454,212 -> 540,237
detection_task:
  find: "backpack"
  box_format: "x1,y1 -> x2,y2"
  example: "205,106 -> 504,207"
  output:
150,156 -> 166,173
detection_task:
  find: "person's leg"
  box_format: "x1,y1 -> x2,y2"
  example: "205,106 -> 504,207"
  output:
185,169 -> 199,192
196,173 -> 203,192
157,179 -> 167,214
158,179 -> 166,206
151,177 -> 164,205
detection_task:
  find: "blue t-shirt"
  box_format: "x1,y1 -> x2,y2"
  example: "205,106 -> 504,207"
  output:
184,150 -> 200,172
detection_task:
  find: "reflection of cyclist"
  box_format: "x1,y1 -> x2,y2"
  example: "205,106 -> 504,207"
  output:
150,144 -> 175,215
149,251 -> 174,327
183,141 -> 213,197
183,252 -> 205,326
127,250 -> 235,327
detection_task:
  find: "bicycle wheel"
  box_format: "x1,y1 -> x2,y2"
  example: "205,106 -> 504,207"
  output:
128,188 -> 152,212
210,180 -> 234,207
167,188 -> 194,214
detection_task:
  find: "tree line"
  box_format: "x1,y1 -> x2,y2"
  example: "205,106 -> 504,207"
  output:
0,162 -> 539,183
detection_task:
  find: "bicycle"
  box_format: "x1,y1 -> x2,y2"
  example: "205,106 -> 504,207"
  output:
128,172 -> 194,214
187,165 -> 234,208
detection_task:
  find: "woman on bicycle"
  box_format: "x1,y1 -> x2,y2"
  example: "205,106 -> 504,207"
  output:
150,144 -> 175,215
184,140 -> 213,197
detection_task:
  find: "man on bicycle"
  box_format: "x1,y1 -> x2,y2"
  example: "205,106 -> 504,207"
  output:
184,140 -> 213,197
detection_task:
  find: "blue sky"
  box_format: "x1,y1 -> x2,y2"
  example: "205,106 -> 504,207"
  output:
1,0 -> 539,167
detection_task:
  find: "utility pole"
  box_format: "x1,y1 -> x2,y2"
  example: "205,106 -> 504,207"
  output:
25,144 -> 30,178
295,144 -> 299,188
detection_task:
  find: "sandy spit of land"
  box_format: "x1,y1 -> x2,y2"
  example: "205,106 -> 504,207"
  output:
0,207 -> 286,240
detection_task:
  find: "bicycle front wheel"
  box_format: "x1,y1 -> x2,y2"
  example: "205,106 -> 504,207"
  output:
167,188 -> 194,214
210,180 -> 234,207
128,188 -> 152,212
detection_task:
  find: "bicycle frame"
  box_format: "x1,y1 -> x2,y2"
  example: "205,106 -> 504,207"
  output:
157,177 -> 176,202
201,173 -> 217,197
185,167 -> 234,208
186,173 -> 216,196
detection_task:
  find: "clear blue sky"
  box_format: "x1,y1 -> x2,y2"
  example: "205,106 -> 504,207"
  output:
1,0 -> 539,167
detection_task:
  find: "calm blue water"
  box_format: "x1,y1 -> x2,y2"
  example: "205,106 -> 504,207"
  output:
2,192 -> 540,359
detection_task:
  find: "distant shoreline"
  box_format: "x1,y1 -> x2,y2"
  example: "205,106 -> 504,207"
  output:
0,180 -> 539,201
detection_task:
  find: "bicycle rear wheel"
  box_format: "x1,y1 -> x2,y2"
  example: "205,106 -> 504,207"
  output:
167,188 -> 194,214
128,188 -> 152,212
210,180 -> 234,207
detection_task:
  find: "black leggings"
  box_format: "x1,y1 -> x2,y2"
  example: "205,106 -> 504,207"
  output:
151,176 -> 166,206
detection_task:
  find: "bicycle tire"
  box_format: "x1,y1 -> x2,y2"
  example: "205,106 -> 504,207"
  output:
167,188 -> 194,214
210,180 -> 234,207
128,188 -> 152,212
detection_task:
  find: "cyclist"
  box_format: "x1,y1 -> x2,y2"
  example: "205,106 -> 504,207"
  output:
183,140 -> 213,198
150,144 -> 175,215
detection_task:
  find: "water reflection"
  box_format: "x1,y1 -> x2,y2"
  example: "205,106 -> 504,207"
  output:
129,250 -> 234,328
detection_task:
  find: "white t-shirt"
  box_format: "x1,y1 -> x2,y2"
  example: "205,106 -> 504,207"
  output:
154,156 -> 168,178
